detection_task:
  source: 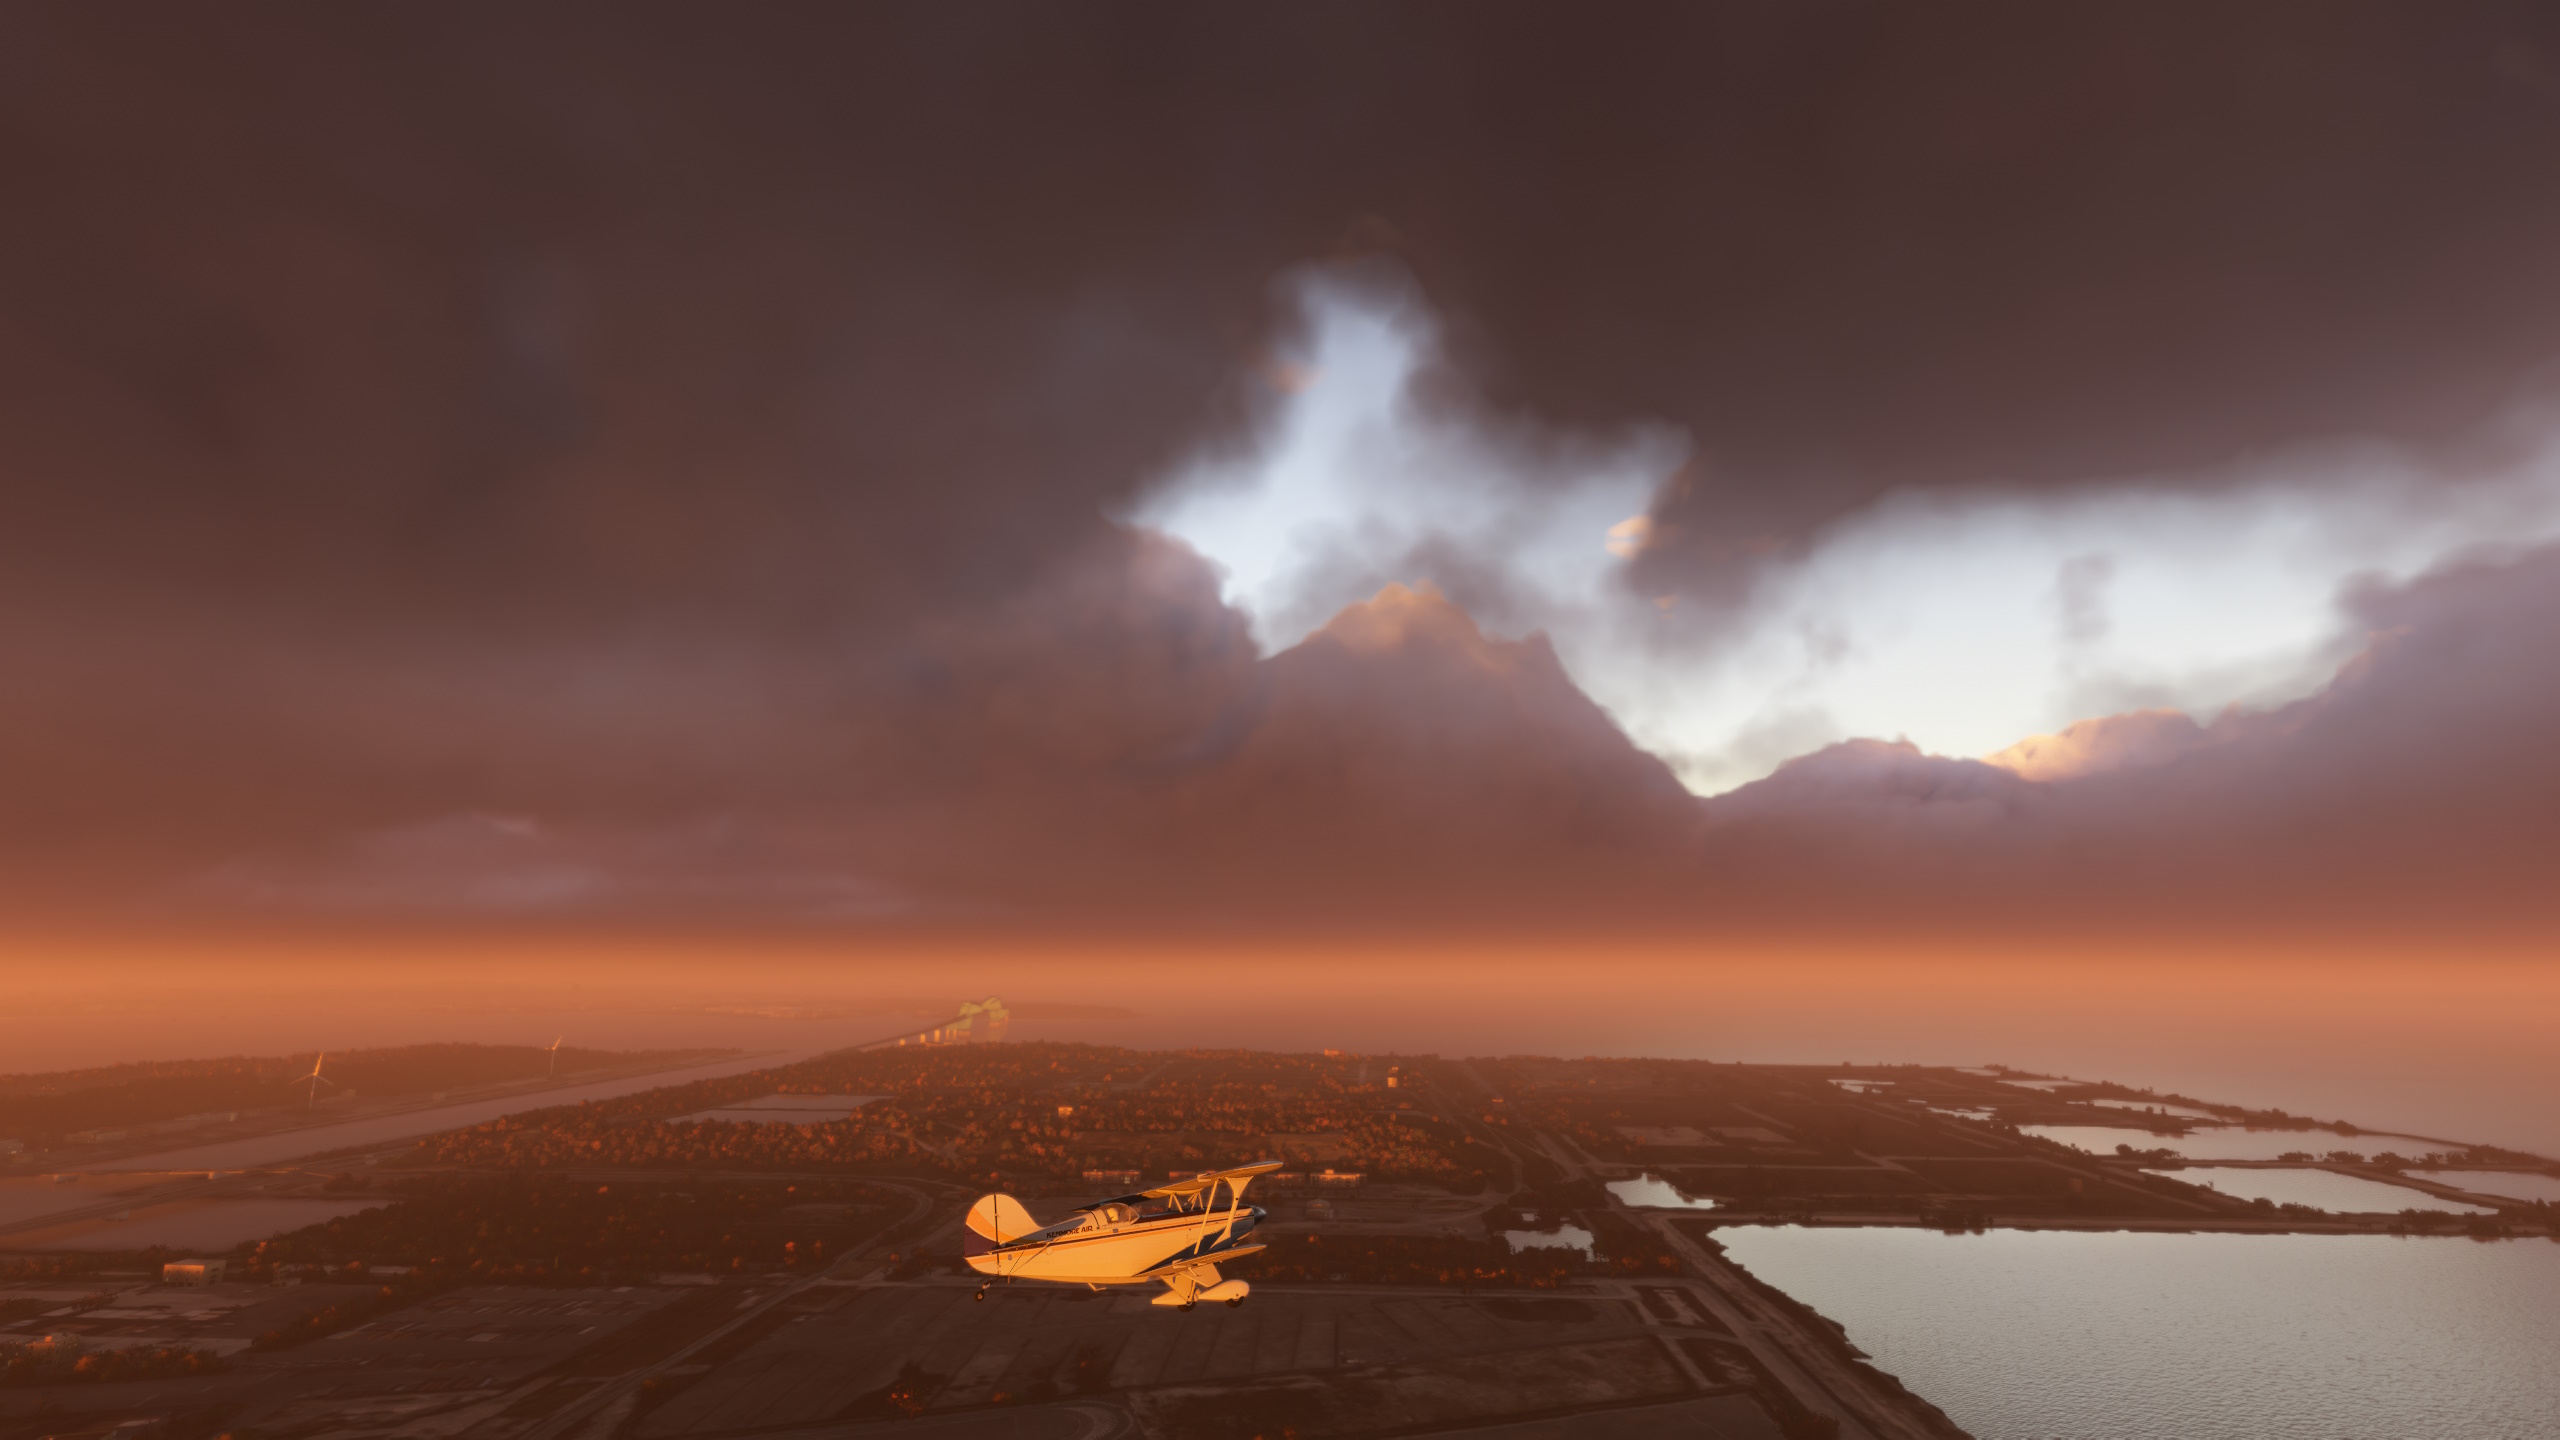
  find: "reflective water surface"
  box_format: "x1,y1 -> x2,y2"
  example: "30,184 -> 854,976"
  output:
2153,1167 -> 2496,1214
2409,1170 -> 2560,1204
676,1093 -> 887,1124
1719,1225 -> 2560,1440
2022,1124 -> 2429,1161
2089,1099 -> 2223,1120
1503,1223 -> 1594,1257
98,1049 -> 816,1174
1606,1175 -> 1719,1210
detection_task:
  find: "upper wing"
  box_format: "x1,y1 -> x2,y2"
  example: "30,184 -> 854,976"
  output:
1139,1159 -> 1285,1201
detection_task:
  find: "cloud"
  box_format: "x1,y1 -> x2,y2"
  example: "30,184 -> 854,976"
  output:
841,536 -> 1693,926
1982,709 -> 2208,782
1696,543 -> 2560,933
844,534 -> 2560,937
184,813 -> 911,922
39,518 -> 2560,942
1143,278 -> 2560,795
1131,270 -> 1684,653
9,9 -> 2560,941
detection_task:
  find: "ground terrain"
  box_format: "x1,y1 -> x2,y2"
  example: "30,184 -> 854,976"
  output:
2,1043 -> 2552,1440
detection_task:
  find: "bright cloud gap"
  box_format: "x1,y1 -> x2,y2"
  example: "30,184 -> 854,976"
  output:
1135,272 -> 2560,794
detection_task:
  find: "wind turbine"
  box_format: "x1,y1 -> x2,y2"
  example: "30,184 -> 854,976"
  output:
546,1036 -> 564,1079
298,1053 -> 338,1108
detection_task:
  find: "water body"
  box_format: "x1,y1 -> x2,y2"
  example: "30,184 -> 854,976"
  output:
2409,1170 -> 2560,1205
0,1173 -> 184,1228
2022,1124 -> 2423,1162
1607,1175 -> 1719,1210
96,1049 -> 811,1175
1504,1224 -> 1594,1258
2154,1167 -> 2496,1215
1718,1225 -> 2560,1440
2088,1100 -> 2224,1121
675,1093 -> 886,1124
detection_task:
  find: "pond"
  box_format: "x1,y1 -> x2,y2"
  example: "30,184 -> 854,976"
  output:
1717,1225 -> 2560,1440
2022,1124 -> 2404,1162
1606,1175 -> 1719,1210
676,1093 -> 887,1124
2151,1167 -> 2497,1214
95,1048 -> 814,1175
2088,1099 -> 2225,1121
1503,1223 -> 1594,1258
2407,1170 -> 2560,1205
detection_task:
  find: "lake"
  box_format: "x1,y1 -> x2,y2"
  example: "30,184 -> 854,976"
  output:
675,1093 -> 886,1124
1607,1175 -> 1719,1210
2088,1099 -> 2223,1120
2408,1170 -> 2560,1205
1504,1223 -> 1594,1257
1717,1225 -> 2560,1440
2020,1124 -> 2425,1162
2153,1167 -> 2496,1214
97,1048 -> 813,1174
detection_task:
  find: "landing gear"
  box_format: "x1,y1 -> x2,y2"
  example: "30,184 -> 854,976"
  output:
973,1284 -> 990,1302
1226,1297 -> 1244,1308
1178,1300 -> 1196,1311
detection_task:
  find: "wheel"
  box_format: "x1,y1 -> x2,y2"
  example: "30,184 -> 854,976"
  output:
1226,1298 -> 1244,1308
973,1289 -> 987,1302
1179,1301 -> 1196,1311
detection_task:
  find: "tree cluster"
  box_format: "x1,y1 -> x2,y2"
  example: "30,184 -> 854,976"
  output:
0,1338 -> 226,1387
406,1044 -> 1487,1189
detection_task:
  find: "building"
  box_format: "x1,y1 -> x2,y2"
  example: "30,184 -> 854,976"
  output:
1082,1169 -> 1141,1188
162,1258 -> 227,1285
1314,1169 -> 1365,1190
878,996 -> 1012,1048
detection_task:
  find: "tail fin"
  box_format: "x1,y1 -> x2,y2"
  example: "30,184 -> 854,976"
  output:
963,1193 -> 1038,1273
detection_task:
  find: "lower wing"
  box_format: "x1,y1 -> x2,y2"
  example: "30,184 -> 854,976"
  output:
1134,1241 -> 1265,1280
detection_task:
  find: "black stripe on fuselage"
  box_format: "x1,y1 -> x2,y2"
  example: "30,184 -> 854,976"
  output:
993,1213 -> 1252,1257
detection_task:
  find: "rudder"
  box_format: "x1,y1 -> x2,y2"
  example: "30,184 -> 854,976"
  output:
963,1193 -> 1038,1271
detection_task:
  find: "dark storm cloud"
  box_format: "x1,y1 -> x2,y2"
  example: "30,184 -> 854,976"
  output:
5,3 -> 2560,930
868,539 -> 2560,935
108,523 -> 2560,937
1696,544 -> 2560,933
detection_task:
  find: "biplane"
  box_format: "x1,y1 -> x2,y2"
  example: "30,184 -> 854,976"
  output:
962,1159 -> 1282,1309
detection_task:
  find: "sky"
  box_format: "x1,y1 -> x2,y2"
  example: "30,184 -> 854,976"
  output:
5,2 -> 2560,959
